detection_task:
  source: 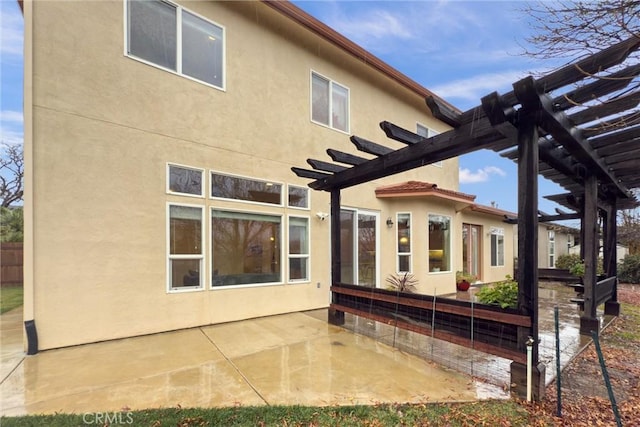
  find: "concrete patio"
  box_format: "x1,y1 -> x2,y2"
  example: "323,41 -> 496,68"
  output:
0,308 -> 502,417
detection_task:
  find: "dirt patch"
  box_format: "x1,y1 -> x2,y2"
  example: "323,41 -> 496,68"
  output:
527,283 -> 640,426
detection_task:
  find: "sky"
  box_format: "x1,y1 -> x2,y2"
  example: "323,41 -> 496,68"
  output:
0,0 -> 572,215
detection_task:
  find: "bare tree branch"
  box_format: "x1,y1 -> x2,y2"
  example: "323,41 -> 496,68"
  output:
0,143 -> 24,207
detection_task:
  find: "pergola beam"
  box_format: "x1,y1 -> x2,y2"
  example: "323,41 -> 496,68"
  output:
513,76 -> 632,199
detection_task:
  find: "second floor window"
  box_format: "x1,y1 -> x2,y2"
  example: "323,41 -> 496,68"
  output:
311,72 -> 349,132
417,124 -> 442,167
127,0 -> 225,89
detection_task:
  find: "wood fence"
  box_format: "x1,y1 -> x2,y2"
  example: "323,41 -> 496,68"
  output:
1,242 -> 23,286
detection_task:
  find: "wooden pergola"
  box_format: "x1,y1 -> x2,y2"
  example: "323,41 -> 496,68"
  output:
293,37 -> 640,400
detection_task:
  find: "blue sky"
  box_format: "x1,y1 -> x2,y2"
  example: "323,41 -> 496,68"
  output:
1,0 -> 571,215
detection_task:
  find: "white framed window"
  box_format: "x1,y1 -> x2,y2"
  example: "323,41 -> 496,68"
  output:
548,230 -> 555,268
287,185 -> 309,209
167,203 -> 204,291
417,123 -> 442,167
211,209 -> 282,288
167,163 -> 204,197
126,0 -> 225,89
288,216 -> 310,282
428,214 -> 451,272
211,171 -> 283,206
490,227 -> 505,267
311,71 -> 349,133
397,213 -> 412,273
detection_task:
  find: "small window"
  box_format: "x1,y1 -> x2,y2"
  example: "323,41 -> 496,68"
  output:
397,213 -> 411,273
311,72 -> 349,132
417,124 -> 442,167
428,214 -> 451,272
289,216 -> 310,282
211,210 -> 282,287
168,204 -> 204,290
288,185 -> 309,209
548,230 -> 555,268
127,0 -> 225,89
167,164 -> 204,196
211,172 -> 282,205
490,227 -> 505,267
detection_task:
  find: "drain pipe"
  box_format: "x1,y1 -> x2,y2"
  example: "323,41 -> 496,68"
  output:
25,319 -> 38,355
526,336 -> 535,401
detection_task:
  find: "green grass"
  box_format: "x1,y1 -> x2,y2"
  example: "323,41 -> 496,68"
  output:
0,401 -> 539,426
612,303 -> 640,342
0,286 -> 23,314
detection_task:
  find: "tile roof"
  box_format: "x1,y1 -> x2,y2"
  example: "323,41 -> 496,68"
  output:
375,181 -> 476,202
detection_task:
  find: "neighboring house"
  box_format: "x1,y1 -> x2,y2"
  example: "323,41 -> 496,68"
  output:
539,224 -> 579,268
22,0 -> 514,350
569,243 -> 629,264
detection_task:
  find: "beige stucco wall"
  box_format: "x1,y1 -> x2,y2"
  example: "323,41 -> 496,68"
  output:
26,0 -> 466,349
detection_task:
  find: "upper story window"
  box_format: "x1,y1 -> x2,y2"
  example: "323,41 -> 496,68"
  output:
127,0 -> 225,89
417,123 -> 442,167
311,72 -> 349,132
211,172 -> 282,206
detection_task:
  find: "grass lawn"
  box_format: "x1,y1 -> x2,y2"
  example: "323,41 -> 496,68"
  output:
0,285 -> 23,314
0,401 -> 540,426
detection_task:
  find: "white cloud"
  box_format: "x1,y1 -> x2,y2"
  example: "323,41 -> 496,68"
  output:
328,8 -> 414,47
0,111 -> 24,146
0,127 -> 24,146
0,6 -> 24,57
431,70 -> 528,102
459,166 -> 506,184
0,110 -> 23,123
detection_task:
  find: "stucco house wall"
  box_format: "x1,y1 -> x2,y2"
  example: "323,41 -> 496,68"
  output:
23,0 -> 511,350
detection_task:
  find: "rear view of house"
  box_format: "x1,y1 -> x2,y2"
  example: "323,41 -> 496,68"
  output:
22,0 -> 514,351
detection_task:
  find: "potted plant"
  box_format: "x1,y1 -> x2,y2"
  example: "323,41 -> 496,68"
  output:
456,271 -> 476,291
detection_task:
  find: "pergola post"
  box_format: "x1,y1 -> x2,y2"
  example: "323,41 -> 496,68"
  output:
580,174 -> 600,333
603,199 -> 620,316
510,114 -> 545,401
328,189 -> 345,325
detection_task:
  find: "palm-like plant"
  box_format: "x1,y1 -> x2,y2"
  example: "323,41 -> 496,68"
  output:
385,272 -> 418,293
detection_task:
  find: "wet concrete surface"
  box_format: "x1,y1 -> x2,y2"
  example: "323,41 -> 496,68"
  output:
0,281 -> 604,416
1,309 -> 480,416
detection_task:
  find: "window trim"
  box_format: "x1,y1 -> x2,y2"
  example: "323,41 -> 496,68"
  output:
210,170 -> 284,207
416,123 -> 443,167
287,184 -> 310,210
210,207 -> 284,290
427,212 -> 452,274
396,212 -> 412,274
167,202 -> 205,293
287,214 -> 311,283
124,0 -> 226,91
166,162 -> 205,198
310,70 -> 350,134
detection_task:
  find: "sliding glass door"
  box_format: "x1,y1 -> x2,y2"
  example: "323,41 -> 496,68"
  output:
340,209 -> 379,287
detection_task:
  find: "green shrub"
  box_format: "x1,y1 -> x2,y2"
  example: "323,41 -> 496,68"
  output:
476,275 -> 518,309
619,254 -> 640,284
556,254 -> 604,277
556,253 -> 582,270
